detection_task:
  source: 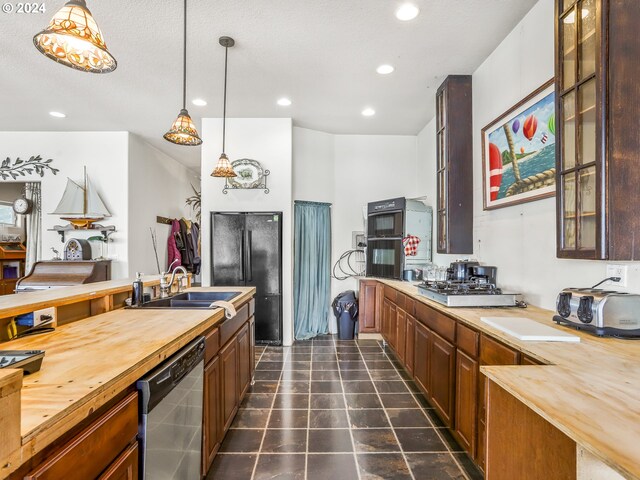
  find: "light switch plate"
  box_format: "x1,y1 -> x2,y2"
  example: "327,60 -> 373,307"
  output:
606,264 -> 628,287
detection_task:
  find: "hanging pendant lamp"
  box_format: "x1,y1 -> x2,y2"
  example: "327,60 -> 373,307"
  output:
33,0 -> 117,73
163,0 -> 202,146
211,36 -> 237,177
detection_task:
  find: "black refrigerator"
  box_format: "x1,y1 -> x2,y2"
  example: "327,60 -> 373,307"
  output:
211,212 -> 283,345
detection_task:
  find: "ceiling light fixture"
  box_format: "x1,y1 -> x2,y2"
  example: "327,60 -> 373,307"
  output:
192,98 -> 207,106
49,111 -> 66,118
395,3 -> 420,21
376,64 -> 394,75
362,108 -> 376,117
211,36 -> 237,178
163,0 -> 202,146
277,98 -> 292,107
33,0 -> 117,73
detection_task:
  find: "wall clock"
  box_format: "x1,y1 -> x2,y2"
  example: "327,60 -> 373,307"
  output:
64,238 -> 92,261
13,197 -> 33,215
223,159 -> 270,194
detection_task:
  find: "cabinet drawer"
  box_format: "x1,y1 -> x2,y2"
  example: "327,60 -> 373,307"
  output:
395,292 -> 406,311
26,392 -> 138,480
204,327 -> 220,364
384,285 -> 396,302
456,323 -> 479,358
97,441 -> 138,480
405,297 -> 415,316
480,335 -> 520,365
416,302 -> 456,343
521,355 -> 543,366
220,303 -> 249,346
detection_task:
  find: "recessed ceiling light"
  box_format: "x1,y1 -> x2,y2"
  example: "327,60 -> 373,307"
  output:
362,108 -> 376,117
49,111 -> 66,118
277,98 -> 292,106
377,64 -> 395,75
395,3 -> 420,21
192,98 -> 207,106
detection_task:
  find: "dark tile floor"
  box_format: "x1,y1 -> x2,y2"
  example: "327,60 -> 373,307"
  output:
207,335 -> 483,480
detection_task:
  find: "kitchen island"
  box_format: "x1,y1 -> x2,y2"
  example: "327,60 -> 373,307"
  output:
365,278 -> 640,480
0,279 -> 255,479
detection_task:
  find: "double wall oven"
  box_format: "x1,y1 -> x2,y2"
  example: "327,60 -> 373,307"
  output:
366,198 -> 405,279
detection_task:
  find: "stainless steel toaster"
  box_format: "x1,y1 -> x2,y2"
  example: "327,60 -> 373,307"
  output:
553,288 -> 640,337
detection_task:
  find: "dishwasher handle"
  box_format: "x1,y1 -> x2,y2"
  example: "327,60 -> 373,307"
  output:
137,336 -> 205,414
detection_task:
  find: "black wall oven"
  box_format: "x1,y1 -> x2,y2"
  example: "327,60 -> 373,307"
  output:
366,238 -> 403,279
367,197 -> 405,238
366,198 -> 406,279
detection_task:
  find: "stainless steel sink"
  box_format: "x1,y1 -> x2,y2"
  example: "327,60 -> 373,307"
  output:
131,291 -> 241,309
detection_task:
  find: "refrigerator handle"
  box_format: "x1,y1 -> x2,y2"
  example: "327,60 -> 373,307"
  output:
240,229 -> 245,282
247,230 -> 253,282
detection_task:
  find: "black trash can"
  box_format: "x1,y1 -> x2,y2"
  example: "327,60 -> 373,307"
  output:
332,290 -> 359,340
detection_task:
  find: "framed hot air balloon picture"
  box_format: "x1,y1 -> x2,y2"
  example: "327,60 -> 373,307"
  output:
482,79 -> 556,210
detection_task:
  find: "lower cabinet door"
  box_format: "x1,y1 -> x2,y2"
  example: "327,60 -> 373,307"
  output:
429,332 -> 456,426
389,303 -> 398,350
237,322 -> 251,400
220,337 -> 239,432
203,355 -> 221,474
405,313 -> 415,376
455,350 -> 478,456
382,299 -> 391,343
249,316 -> 256,379
98,442 -> 138,480
396,308 -> 406,364
414,321 -> 430,396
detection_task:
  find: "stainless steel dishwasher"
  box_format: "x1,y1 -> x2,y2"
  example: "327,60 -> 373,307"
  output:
137,336 -> 205,479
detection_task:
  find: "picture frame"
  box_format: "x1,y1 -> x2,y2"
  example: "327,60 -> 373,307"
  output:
481,79 -> 556,210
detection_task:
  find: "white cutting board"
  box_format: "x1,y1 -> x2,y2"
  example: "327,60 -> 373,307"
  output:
481,317 -> 580,342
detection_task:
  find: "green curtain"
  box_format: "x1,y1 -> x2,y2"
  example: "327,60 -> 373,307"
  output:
294,201 -> 331,340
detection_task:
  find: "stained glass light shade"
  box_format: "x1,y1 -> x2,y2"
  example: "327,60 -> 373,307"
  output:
164,109 -> 203,146
33,0 -> 117,73
211,153 -> 237,177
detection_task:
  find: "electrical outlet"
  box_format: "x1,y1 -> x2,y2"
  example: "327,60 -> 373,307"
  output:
606,264 -> 628,287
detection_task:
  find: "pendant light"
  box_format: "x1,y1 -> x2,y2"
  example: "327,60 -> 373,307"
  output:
33,0 -> 117,73
163,0 -> 202,146
211,36 -> 237,177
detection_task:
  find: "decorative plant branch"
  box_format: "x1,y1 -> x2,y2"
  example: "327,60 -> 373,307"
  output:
185,184 -> 201,223
0,155 -> 59,180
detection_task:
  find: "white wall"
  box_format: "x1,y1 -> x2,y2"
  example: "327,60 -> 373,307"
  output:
0,132 -> 130,278
201,118 -> 294,345
418,0 -> 640,309
127,134 -> 200,277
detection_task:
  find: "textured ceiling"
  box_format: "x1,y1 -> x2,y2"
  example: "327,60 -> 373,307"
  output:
0,0 -> 538,169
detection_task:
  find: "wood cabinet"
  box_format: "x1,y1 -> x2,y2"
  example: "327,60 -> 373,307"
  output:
405,313 -> 415,376
486,381 -> 576,480
388,303 -> 398,351
435,75 -> 473,254
395,307 -> 406,364
359,279 -> 383,333
477,335 -> 521,470
556,0 -> 640,259
429,331 -> 456,426
249,315 -> 255,380
413,320 -> 430,397
220,336 -> 239,433
25,392 -> 138,480
237,323 -> 251,399
97,442 -> 138,480
455,350 -> 479,456
203,355 -> 221,473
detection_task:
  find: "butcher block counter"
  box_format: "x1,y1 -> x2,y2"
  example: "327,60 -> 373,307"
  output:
374,278 -> 640,480
0,282 -> 255,479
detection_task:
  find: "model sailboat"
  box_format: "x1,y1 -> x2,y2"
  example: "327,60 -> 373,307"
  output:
52,167 -> 111,228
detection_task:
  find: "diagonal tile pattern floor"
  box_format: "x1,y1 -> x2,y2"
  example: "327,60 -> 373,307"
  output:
207,335 -> 483,480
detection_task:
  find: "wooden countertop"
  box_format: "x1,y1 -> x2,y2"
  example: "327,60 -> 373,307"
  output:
0,275 -> 166,319
376,278 -> 640,480
0,285 -> 255,479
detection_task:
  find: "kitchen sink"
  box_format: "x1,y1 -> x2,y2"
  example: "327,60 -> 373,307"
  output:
131,291 -> 241,309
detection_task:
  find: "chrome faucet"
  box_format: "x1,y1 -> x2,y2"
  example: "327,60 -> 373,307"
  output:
160,260 -> 187,298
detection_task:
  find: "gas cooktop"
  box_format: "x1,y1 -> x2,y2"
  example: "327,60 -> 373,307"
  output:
418,281 -> 520,307
0,350 -> 45,374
